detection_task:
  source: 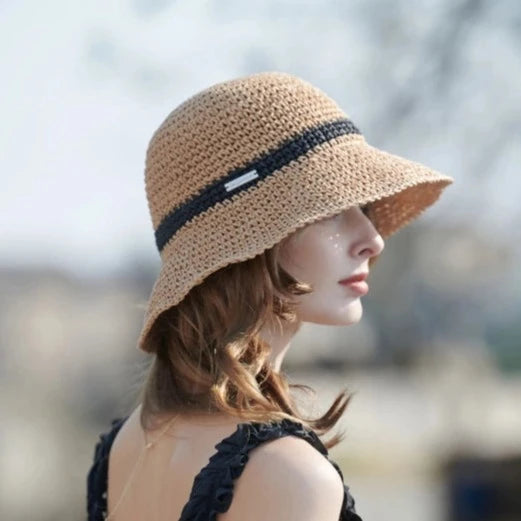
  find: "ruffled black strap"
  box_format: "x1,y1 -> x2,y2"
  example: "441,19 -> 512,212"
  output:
328,458 -> 364,521
178,418 -> 363,521
86,416 -> 362,521
86,416 -> 128,521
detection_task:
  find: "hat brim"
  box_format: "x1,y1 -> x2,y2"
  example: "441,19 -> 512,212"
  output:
137,135 -> 453,352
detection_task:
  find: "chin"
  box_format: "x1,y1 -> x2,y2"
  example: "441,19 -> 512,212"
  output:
335,312 -> 362,326
304,306 -> 363,326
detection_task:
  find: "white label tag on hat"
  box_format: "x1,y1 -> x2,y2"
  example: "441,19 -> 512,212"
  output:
224,169 -> 259,192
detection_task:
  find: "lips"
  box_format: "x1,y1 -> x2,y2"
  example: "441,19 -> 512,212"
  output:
339,272 -> 368,284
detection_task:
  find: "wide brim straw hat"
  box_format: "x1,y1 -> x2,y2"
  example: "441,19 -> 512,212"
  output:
137,71 -> 454,353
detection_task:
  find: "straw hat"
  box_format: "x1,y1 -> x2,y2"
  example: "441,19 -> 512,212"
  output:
138,71 -> 453,353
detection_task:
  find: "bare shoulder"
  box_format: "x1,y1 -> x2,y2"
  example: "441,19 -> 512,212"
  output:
221,434 -> 345,521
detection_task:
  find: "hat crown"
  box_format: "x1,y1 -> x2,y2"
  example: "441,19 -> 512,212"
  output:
144,72 -> 349,231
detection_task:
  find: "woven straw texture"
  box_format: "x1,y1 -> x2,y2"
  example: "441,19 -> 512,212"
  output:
138,71 -> 454,353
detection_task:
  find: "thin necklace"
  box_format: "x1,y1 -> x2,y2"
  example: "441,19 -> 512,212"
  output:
105,413 -> 180,520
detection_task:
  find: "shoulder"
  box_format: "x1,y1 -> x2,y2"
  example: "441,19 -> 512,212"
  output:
223,434 -> 345,521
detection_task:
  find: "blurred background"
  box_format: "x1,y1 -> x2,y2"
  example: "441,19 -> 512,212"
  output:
1,1 -> 520,520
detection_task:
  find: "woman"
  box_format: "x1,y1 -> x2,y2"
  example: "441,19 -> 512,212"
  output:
86,71 -> 453,521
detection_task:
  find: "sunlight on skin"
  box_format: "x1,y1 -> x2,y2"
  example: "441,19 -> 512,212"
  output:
261,205 -> 385,371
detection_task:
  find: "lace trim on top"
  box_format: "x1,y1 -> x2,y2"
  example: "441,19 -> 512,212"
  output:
87,416 -> 128,521
86,416 -> 362,521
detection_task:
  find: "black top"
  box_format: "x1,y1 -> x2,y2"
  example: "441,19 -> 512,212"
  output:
86,416 -> 363,521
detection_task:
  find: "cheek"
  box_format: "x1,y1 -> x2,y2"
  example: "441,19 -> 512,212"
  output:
280,228 -> 343,282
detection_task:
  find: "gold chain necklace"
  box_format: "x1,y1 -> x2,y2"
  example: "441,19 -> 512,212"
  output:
105,413 -> 180,520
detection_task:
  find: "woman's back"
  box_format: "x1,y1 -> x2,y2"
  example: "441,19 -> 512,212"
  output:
108,407 -> 244,520
87,405 -> 362,521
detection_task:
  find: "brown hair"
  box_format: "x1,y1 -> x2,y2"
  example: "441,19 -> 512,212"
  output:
133,238 -> 362,450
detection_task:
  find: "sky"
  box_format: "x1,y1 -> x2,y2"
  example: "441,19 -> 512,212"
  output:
2,0 -> 520,277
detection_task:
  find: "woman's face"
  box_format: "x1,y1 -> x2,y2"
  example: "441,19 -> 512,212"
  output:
278,205 -> 385,326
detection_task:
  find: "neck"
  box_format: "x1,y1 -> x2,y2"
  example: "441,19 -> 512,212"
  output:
259,316 -> 302,372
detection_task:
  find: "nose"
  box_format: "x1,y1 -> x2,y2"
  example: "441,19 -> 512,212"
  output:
364,234 -> 385,267
350,208 -> 385,263
355,233 -> 384,260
